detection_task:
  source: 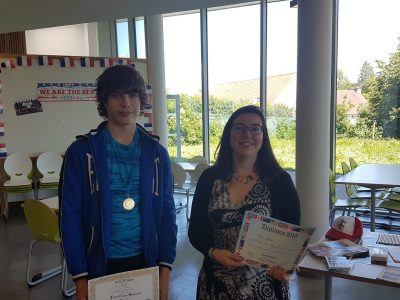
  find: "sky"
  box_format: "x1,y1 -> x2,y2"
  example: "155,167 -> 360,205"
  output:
162,0 -> 400,94
338,0 -> 400,82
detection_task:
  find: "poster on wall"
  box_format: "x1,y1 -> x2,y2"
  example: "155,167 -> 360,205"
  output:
14,98 -> 43,116
37,83 -> 96,102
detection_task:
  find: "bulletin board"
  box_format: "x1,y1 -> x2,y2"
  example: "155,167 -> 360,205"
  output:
0,55 -> 152,157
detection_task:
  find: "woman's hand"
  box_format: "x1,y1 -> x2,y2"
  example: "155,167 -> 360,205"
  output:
268,265 -> 290,283
211,248 -> 246,268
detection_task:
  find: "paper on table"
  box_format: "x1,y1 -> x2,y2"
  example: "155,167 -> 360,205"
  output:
377,266 -> 400,284
234,211 -> 315,271
350,263 -> 384,279
389,247 -> 400,263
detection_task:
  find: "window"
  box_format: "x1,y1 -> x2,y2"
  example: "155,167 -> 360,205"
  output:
164,12 -> 202,161
135,18 -> 147,59
336,0 -> 400,172
116,19 -> 129,57
266,1 -> 298,170
208,4 -> 261,161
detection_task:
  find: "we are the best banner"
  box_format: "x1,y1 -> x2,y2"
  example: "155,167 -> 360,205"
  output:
37,83 -> 96,102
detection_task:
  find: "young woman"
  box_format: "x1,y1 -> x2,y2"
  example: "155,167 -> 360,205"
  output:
188,105 -> 300,299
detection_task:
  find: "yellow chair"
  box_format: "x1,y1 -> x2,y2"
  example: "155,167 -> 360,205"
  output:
329,168 -> 369,225
3,153 -> 35,221
23,199 -> 75,297
348,157 -> 358,170
376,197 -> 400,228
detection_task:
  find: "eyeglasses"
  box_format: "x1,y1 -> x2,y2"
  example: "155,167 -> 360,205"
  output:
231,125 -> 263,136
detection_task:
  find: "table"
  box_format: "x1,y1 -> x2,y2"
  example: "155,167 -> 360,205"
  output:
177,162 -> 199,172
298,232 -> 400,300
335,164 -> 400,231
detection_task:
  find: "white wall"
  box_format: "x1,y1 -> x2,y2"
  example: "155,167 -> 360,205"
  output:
0,0 -> 253,33
25,24 -> 90,56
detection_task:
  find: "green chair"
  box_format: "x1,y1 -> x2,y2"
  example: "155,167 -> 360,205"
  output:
380,191 -> 400,202
329,168 -> 369,225
348,157 -> 358,170
376,199 -> 400,212
23,199 -> 75,297
376,198 -> 400,224
3,153 -> 35,221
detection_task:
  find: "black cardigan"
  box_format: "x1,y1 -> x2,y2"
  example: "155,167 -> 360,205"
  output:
188,166 -> 301,257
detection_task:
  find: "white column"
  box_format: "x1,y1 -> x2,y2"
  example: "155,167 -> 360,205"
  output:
95,20 -> 117,57
296,0 -> 333,240
146,14 -> 168,148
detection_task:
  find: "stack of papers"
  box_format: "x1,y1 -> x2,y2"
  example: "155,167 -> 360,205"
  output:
325,256 -> 353,273
307,239 -> 370,258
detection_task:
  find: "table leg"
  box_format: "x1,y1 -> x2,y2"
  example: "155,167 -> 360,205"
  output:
370,188 -> 376,232
324,276 -> 332,300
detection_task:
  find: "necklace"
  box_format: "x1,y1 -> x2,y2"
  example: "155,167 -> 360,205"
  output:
233,172 -> 254,184
111,137 -> 136,211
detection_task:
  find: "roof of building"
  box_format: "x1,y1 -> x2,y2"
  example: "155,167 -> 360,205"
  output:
211,73 -> 368,115
336,90 -> 368,115
210,73 -> 296,104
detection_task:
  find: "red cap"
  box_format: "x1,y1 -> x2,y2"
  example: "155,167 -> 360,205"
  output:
325,216 -> 363,242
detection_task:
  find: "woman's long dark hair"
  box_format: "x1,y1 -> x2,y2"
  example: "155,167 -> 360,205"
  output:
214,105 -> 283,183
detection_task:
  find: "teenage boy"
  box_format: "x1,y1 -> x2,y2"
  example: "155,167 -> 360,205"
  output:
60,65 -> 177,300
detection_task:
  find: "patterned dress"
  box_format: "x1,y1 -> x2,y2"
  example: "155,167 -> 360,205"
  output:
197,178 -> 290,300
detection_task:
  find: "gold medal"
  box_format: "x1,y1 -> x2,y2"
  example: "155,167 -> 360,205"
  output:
123,197 -> 135,210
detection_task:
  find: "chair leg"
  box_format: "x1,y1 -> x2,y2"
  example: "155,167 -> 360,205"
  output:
186,190 -> 190,221
26,240 -> 62,287
329,209 -> 335,225
33,182 -> 39,200
3,192 -> 9,221
61,259 -> 76,297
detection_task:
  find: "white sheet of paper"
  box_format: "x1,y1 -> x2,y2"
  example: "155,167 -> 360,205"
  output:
88,266 -> 159,300
235,211 -> 315,271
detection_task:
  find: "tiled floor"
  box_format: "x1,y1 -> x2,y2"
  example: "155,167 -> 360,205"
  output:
1,186 -> 400,299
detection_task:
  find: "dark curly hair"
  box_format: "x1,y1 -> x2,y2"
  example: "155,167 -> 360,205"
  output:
96,64 -> 147,117
214,105 -> 283,183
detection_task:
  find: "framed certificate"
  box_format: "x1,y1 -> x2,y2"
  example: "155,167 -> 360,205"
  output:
88,266 -> 159,300
235,211 -> 315,271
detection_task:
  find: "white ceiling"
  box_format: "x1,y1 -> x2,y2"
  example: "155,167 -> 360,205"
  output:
0,0 -> 256,33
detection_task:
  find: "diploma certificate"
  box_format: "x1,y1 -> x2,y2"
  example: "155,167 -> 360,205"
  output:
88,266 -> 159,300
235,211 -> 315,271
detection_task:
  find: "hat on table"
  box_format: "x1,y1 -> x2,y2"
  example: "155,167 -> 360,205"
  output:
325,216 -> 363,243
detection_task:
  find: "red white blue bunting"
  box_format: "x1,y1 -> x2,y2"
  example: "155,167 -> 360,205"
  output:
0,143 -> 6,157
0,56 -> 136,72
